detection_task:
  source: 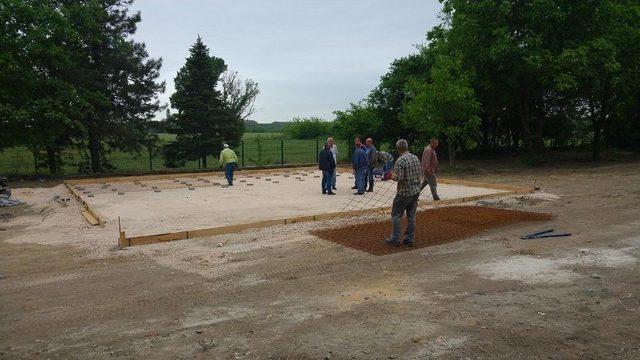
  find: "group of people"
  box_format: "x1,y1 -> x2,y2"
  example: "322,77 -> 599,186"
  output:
222,136 -> 441,247
319,135 -> 441,247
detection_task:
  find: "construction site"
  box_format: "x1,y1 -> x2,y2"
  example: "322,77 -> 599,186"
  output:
1,161 -> 639,358
63,169 -> 529,247
1,0 -> 639,356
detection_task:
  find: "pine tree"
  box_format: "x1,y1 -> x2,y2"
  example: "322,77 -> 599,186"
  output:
165,36 -> 244,168
65,0 -> 164,172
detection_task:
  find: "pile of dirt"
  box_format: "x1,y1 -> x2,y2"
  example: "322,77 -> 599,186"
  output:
312,206 -> 553,255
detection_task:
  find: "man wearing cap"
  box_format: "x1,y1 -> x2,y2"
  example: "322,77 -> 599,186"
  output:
219,144 -> 238,186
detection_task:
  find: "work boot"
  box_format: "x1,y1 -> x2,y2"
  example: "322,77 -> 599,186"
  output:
327,191 -> 336,195
353,192 -> 364,195
433,196 -> 440,201
366,188 -> 373,192
351,186 -> 357,190
322,190 -> 326,194
403,241 -> 414,247
332,186 -> 337,190
384,238 -> 401,246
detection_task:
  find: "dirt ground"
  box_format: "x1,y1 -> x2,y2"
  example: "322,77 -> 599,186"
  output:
1,160 -> 639,359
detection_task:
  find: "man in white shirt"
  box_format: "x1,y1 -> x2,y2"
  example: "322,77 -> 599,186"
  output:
327,137 -> 338,190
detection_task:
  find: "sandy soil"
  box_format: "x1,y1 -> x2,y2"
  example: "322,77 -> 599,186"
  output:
1,161 -> 639,359
73,169 -> 507,236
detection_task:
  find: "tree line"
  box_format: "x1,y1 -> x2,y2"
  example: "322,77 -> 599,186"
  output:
332,0 -> 640,162
1,0 -> 257,175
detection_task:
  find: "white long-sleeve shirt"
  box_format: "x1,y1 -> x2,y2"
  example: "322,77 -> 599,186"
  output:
329,144 -> 338,163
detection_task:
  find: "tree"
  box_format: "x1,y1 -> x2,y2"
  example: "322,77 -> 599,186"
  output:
64,0 -> 165,172
403,52 -> 481,166
283,117 -> 332,139
333,0 -> 640,160
556,1 -> 640,160
221,71 -> 259,123
165,36 -> 251,168
333,102 -> 383,143
0,0 -> 83,174
367,53 -> 433,145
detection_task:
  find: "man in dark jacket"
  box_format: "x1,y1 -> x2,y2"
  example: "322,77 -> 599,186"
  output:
318,143 -> 336,195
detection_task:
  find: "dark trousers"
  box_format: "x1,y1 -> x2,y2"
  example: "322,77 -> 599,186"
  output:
321,170 -> 333,192
224,162 -> 237,185
390,193 -> 420,243
355,168 -> 367,194
366,166 -> 374,190
420,174 -> 439,200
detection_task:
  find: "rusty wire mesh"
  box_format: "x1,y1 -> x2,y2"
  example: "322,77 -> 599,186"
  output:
312,206 -> 553,255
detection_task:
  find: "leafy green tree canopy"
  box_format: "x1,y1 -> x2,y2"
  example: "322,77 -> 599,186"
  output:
283,117 -> 332,139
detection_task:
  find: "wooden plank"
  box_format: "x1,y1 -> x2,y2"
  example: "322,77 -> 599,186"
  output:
64,182 -> 106,226
187,219 -> 285,239
81,211 -> 99,226
118,217 -> 129,248
128,231 -> 189,246
284,215 -> 315,225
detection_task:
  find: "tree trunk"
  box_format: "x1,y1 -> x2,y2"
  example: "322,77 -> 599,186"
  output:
519,100 -> 533,152
202,155 -> 207,168
533,93 -> 545,151
592,120 -> 602,161
518,83 -> 534,152
480,115 -> 490,151
88,124 -> 103,173
589,100 -> 601,161
448,141 -> 455,168
45,146 -> 57,175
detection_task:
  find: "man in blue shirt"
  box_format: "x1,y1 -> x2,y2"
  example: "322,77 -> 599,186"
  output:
365,138 -> 377,192
352,137 -> 368,195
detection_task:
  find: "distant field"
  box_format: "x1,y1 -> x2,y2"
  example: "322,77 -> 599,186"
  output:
157,132 -> 284,142
0,133 -> 349,177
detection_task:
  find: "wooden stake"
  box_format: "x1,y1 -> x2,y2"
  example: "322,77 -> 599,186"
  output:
118,217 -> 128,249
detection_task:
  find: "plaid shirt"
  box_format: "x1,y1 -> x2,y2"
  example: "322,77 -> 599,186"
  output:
394,151 -> 422,197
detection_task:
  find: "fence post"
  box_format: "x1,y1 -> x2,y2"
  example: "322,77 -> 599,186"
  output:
148,148 -> 153,171
316,138 -> 319,163
241,140 -> 245,168
280,139 -> 284,166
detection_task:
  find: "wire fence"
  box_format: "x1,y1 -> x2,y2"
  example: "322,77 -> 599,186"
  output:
0,138 -> 352,177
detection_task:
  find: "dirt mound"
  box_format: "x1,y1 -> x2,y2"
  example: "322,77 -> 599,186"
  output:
312,206 -> 553,255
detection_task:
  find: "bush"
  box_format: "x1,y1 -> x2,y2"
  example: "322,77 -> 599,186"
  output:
283,117 -> 332,139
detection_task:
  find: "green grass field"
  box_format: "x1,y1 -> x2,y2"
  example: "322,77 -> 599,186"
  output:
0,133 -> 350,177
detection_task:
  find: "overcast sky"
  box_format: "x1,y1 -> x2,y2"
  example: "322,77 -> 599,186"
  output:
131,0 -> 442,123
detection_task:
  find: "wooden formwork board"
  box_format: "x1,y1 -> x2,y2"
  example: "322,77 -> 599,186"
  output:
118,181 -> 533,248
64,182 -> 106,226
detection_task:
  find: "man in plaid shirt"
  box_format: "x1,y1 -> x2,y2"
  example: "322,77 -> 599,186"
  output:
386,139 -> 422,247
